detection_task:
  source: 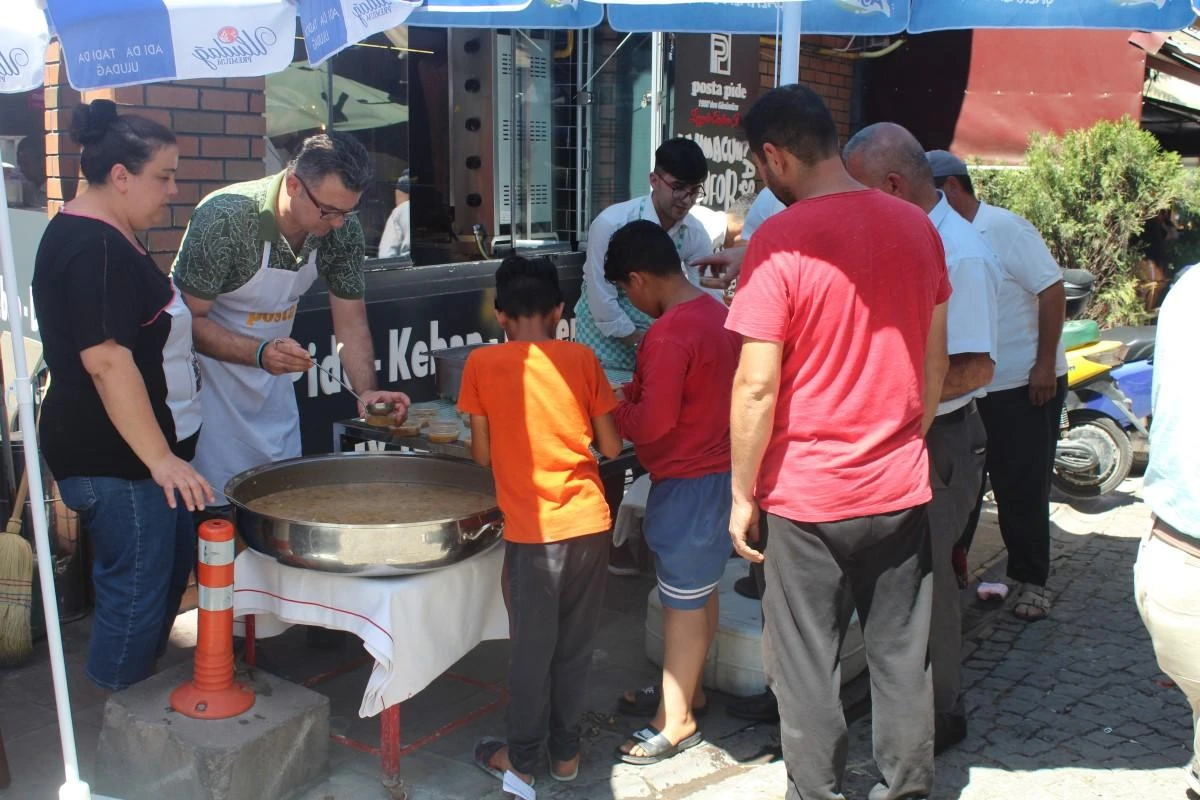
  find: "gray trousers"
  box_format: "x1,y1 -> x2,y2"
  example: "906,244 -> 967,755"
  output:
926,405 -> 988,719
762,507 -> 934,800
503,532 -> 609,774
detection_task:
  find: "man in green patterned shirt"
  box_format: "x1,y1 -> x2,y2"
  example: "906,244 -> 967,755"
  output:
172,132 -> 409,507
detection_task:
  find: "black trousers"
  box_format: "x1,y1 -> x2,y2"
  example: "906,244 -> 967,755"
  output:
503,532 -> 608,774
762,507 -> 934,800
974,376 -> 1067,587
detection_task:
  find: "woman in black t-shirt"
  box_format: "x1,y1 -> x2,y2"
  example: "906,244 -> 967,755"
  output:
31,100 -> 214,691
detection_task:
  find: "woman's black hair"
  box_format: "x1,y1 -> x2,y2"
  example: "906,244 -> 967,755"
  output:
70,99 -> 176,185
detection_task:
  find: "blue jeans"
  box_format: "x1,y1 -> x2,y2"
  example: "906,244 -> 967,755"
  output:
58,476 -> 196,691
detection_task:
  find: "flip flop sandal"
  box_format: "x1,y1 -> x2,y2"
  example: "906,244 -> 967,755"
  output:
547,751 -> 579,782
475,738 -> 537,797
616,726 -> 704,766
1012,584 -> 1052,622
616,685 -> 709,718
473,737 -> 508,781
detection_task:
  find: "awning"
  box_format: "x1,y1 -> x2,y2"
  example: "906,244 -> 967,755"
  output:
4,0 -> 1195,94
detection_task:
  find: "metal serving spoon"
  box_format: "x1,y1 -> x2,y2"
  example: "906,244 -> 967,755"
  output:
309,356 -> 369,407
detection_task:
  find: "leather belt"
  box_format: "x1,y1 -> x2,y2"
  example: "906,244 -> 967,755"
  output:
932,398 -> 977,427
1151,516 -> 1200,560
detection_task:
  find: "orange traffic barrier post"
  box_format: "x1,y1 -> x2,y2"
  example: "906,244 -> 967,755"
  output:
171,519 -> 255,719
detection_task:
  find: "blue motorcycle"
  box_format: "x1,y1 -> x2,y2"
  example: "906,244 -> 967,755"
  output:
1052,274 -> 1154,499
1096,326 -> 1155,468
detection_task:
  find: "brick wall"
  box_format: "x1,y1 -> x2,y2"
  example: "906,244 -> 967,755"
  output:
43,43 -> 81,220
43,49 -> 267,272
758,36 -> 856,142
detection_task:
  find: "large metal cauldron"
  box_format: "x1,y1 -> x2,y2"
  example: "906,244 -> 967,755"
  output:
226,453 -> 503,577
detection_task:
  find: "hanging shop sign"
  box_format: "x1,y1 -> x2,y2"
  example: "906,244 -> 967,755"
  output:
672,33 -> 762,211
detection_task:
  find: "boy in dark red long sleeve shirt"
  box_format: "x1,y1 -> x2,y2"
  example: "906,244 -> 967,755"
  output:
605,220 -> 741,766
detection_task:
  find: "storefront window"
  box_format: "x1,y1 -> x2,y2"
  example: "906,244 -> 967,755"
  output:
266,29 -> 420,262
2,89 -> 50,342
1,89 -> 48,211
262,25 -> 590,266
587,31 -> 654,217
329,30 -> 420,262
497,30 -> 556,251
442,28 -> 573,263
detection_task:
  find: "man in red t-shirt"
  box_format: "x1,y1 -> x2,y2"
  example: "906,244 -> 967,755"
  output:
726,85 -> 950,800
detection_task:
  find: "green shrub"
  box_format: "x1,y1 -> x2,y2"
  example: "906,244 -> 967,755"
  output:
968,117 -> 1195,326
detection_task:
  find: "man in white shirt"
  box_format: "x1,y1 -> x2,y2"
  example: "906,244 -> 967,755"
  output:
929,150 -> 1067,623
573,138 -> 715,370
1135,265 -> 1200,800
688,191 -> 779,295
741,187 -> 786,242
845,124 -> 1000,754
378,171 -> 410,260
687,203 -> 729,252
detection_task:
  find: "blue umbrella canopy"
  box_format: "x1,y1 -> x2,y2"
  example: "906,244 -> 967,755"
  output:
1,0 -> 1193,92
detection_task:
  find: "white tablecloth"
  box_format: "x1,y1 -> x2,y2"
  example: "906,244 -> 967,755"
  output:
232,545 -> 509,717
613,473 -> 651,547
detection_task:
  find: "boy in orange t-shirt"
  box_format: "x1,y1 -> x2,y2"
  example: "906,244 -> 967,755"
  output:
459,256 -> 622,794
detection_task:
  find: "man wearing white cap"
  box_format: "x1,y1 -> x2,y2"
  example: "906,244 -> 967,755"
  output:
927,149 -> 1067,623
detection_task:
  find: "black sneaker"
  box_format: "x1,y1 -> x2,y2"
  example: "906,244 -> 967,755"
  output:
727,689 -> 779,723
934,712 -> 968,755
608,541 -> 641,577
733,574 -> 762,600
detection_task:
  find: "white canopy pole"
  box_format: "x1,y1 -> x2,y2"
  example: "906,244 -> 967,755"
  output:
0,188 -> 91,800
650,31 -> 666,161
779,1 -> 802,85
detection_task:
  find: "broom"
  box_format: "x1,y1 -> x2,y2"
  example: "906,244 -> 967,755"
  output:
0,459 -> 34,666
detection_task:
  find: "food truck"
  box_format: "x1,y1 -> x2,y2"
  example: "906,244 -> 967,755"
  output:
4,21 -> 847,453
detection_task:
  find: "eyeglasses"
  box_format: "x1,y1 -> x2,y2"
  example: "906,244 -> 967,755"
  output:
654,171 -> 705,201
296,174 -> 360,220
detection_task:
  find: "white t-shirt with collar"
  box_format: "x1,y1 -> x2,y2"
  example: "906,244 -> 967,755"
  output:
929,193 -> 1001,415
581,194 -> 714,339
972,202 -> 1068,391
742,188 -> 787,241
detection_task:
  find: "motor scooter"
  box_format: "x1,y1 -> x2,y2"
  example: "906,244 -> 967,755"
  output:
1051,271 -> 1151,499
1082,325 -> 1153,467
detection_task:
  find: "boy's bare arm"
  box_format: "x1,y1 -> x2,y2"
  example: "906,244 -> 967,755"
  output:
591,413 -> 623,460
468,415 -> 491,467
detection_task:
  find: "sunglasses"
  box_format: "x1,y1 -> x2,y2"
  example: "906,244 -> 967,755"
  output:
654,171 -> 705,201
296,174 -> 360,220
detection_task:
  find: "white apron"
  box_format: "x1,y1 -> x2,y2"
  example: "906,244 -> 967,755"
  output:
192,242 -> 319,503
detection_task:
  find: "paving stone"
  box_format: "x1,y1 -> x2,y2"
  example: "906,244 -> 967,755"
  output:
9,480 -> 1197,800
